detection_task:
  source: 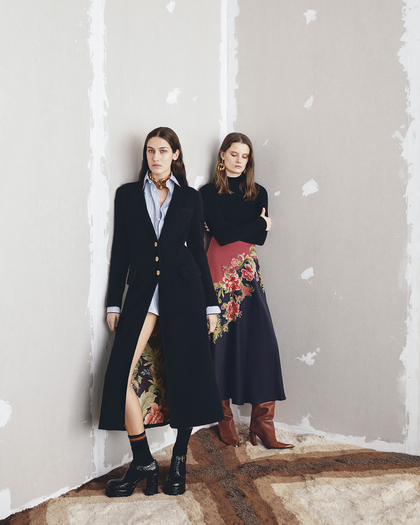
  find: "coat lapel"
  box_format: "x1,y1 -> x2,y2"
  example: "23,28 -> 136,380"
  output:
159,182 -> 181,242
135,180 -> 158,241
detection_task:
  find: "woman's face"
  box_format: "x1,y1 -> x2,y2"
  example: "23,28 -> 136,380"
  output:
220,142 -> 250,177
146,137 -> 179,178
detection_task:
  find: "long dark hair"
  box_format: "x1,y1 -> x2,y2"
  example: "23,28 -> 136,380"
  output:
138,127 -> 188,185
214,132 -> 258,201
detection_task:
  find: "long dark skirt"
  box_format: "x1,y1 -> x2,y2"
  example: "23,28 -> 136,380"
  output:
207,238 -> 286,405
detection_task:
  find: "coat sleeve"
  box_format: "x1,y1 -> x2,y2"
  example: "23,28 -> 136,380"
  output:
106,186 -> 130,309
200,185 -> 267,246
186,191 -> 219,308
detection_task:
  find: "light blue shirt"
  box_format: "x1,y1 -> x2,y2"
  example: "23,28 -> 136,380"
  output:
107,172 -> 220,316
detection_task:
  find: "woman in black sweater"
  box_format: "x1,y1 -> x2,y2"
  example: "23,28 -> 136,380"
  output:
200,132 -> 293,449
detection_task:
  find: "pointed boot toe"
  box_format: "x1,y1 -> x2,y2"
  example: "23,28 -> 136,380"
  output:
250,402 -> 294,450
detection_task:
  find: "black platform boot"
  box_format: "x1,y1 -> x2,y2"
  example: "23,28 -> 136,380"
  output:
164,455 -> 186,496
106,431 -> 159,497
106,459 -> 159,497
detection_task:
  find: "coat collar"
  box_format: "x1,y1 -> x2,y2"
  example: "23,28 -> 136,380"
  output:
135,178 -> 183,242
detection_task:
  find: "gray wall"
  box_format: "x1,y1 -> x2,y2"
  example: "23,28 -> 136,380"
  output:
0,0 -> 419,519
233,0 -> 412,447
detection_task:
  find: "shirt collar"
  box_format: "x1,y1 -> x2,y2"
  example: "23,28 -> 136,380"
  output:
143,172 -> 180,189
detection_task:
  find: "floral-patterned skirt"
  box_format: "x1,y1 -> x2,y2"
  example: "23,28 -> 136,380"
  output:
131,319 -> 170,428
207,238 -> 286,405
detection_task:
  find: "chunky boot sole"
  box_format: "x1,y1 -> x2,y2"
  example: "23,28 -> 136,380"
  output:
105,461 -> 159,497
106,485 -> 136,498
164,454 -> 186,496
144,471 -> 159,496
164,481 -> 186,496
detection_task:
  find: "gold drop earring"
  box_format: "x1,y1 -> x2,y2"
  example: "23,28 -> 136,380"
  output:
218,160 -> 225,171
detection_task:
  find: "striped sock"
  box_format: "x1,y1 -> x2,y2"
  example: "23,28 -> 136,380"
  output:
128,432 -> 154,466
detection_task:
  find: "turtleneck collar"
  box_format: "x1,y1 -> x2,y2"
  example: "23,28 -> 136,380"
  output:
227,172 -> 246,189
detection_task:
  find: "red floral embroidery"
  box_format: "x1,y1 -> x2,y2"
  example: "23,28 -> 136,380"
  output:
144,403 -> 164,425
241,263 -> 254,281
223,272 -> 240,292
213,246 -> 263,342
226,299 -> 240,320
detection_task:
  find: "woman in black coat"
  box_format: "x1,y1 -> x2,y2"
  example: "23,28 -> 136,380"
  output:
200,132 -> 293,450
99,127 -> 223,497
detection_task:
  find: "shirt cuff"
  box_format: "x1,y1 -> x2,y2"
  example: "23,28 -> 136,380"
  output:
107,306 -> 121,314
206,305 -> 221,315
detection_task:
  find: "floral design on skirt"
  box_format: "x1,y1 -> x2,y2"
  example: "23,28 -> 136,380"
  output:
213,244 -> 264,342
131,319 -> 170,428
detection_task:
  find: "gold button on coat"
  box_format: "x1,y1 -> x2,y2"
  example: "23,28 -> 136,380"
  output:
155,256 -> 159,262
156,270 -> 160,275
154,242 -> 158,247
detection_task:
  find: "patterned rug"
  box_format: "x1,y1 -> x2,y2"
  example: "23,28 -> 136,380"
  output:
4,425 -> 420,524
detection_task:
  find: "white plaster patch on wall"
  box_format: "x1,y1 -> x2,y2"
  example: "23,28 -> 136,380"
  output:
219,0 -> 228,140
274,418 -> 405,454
166,0 -> 176,13
299,414 -> 312,428
166,88 -> 181,104
274,191 -> 281,196
398,0 -> 420,456
392,129 -> 405,142
219,0 -> 239,142
0,400 -> 12,427
87,0 -> 110,478
149,427 -> 177,454
262,139 -> 269,146
193,176 -> 204,190
0,489 -> 11,520
304,95 -> 314,109
296,348 -> 321,365
300,267 -> 314,281
235,413 -> 405,454
304,10 -> 317,25
302,178 -> 319,196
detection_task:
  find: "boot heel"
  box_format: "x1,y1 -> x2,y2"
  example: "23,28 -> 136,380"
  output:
144,470 -> 159,496
250,431 -> 257,446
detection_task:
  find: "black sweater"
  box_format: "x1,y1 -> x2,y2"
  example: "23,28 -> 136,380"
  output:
200,174 -> 268,246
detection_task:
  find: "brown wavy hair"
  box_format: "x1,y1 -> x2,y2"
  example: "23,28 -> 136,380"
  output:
139,127 -> 188,185
214,132 -> 259,201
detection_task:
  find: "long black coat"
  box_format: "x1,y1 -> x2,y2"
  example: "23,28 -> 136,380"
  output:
99,180 -> 223,430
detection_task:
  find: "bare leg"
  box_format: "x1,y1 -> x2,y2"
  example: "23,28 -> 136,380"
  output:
125,312 -> 158,435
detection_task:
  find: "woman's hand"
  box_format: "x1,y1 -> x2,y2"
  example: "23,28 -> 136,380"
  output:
260,207 -> 272,231
207,314 -> 217,335
107,313 -> 120,332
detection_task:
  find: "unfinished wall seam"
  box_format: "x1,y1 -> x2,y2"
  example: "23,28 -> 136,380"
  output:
399,0 -> 420,456
219,0 -> 239,142
87,0 -> 110,477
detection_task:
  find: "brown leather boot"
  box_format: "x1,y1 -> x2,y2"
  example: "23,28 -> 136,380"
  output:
218,399 -> 239,446
250,402 -> 294,449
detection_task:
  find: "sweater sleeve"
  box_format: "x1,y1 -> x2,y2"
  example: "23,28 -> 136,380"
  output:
242,186 -> 268,246
200,185 -> 266,246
